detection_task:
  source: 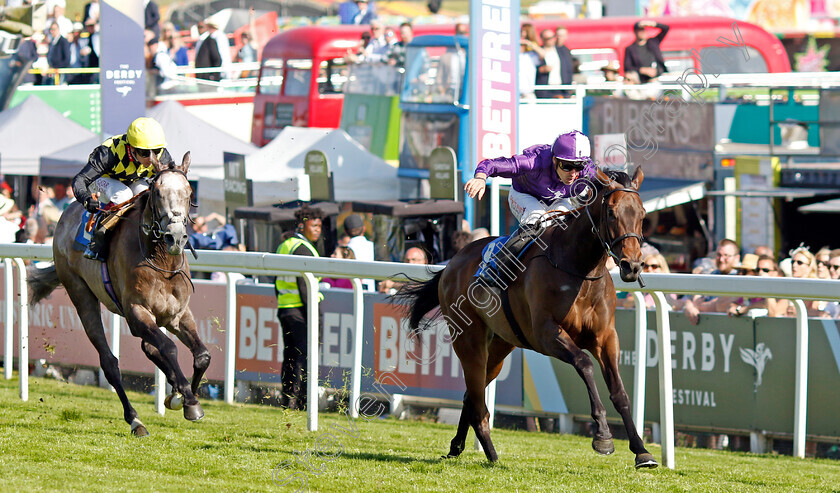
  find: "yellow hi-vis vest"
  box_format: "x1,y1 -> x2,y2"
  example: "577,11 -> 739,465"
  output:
275,235 -> 323,309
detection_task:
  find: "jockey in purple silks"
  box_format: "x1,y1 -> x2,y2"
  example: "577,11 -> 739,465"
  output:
465,130 -> 597,279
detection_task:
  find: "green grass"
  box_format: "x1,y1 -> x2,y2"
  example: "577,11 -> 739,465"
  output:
1,376 -> 839,492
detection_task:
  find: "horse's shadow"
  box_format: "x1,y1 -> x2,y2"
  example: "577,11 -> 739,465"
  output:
338,451 -> 507,468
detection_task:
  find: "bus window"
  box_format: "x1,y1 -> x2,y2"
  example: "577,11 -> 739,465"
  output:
318,58 -> 350,94
700,46 -> 767,73
661,50 -> 695,75
399,112 -> 460,170
344,62 -> 402,96
259,59 -> 284,95
571,48 -> 619,82
402,45 -> 465,104
284,59 -> 313,97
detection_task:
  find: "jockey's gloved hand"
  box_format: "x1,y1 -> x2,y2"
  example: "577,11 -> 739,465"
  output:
85,198 -> 101,213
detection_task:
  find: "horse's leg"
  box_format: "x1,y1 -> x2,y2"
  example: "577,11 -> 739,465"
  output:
126,305 -> 204,421
62,279 -> 147,436
541,324 -> 614,455
139,340 -> 186,411
166,309 -> 211,396
445,336 -> 514,459
593,329 -> 659,468
446,318 -> 502,462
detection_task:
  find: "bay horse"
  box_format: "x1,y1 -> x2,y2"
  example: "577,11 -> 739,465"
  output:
397,167 -> 658,468
27,153 -> 209,436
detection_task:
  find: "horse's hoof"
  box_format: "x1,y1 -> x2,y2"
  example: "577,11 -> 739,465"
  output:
130,418 -> 149,437
183,403 -> 204,421
164,392 -> 184,411
592,438 -> 615,455
635,453 -> 659,469
131,425 -> 150,437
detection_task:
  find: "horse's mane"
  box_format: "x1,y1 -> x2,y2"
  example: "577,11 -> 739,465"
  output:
599,169 -> 633,189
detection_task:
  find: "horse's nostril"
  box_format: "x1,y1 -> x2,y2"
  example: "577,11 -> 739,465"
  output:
164,233 -> 175,244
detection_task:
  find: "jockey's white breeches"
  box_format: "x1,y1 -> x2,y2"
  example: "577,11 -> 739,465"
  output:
89,177 -> 149,205
508,189 -> 575,226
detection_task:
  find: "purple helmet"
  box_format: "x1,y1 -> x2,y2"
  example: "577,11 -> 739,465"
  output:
551,130 -> 591,162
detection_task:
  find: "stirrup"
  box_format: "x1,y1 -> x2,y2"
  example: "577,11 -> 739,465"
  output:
84,218 -> 109,262
478,224 -> 543,288
84,237 -> 106,261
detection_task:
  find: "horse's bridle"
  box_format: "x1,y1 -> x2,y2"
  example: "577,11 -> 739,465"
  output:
585,186 -> 644,264
139,167 -> 194,284
143,168 -> 190,241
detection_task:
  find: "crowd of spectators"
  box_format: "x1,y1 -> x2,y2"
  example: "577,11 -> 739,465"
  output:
623,238 -> 840,321
11,0 -> 262,91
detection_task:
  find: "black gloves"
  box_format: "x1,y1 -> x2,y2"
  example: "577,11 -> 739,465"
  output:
85,198 -> 101,213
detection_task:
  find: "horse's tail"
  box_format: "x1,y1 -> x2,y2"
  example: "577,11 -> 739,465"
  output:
393,270 -> 443,332
27,263 -> 61,305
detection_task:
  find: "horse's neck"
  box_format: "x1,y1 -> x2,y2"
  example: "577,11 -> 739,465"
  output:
550,206 -> 606,273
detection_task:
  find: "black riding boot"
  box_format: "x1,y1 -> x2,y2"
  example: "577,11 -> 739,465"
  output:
84,216 -> 109,261
479,223 -> 545,288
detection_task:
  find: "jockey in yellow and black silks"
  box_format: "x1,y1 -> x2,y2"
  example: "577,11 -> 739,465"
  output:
71,117 -> 174,261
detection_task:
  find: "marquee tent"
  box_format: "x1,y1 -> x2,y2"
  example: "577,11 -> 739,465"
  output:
39,100 -> 257,178
197,127 -> 410,212
0,96 -> 96,176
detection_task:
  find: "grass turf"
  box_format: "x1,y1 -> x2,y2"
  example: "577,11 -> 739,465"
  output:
1,375 -> 839,492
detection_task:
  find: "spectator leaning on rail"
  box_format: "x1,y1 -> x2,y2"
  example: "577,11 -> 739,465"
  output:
465,130 -> 598,285
274,206 -> 324,410
72,117 -> 173,261
681,238 -> 741,324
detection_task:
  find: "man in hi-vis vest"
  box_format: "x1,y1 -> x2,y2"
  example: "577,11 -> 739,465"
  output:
275,206 -> 324,410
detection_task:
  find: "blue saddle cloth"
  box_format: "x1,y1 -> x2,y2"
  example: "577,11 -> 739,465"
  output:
73,210 -> 96,251
474,235 -> 537,280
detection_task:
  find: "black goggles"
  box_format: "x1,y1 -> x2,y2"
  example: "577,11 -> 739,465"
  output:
134,147 -> 162,159
556,159 -> 586,172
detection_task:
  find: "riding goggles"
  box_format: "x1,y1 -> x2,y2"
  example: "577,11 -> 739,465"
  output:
556,159 -> 586,172
134,147 -> 163,159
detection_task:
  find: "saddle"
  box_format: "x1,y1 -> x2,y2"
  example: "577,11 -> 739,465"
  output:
474,225 -> 544,289
75,194 -> 145,254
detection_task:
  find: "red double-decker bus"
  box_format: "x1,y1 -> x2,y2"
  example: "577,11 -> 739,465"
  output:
251,17 -> 790,147
250,24 -> 456,146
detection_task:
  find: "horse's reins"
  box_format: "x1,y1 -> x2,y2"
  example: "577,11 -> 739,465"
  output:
534,185 -> 645,286
533,204 -> 606,281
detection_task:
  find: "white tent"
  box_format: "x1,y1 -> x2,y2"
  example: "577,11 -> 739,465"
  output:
197,127 -> 409,212
0,96 -> 96,176
39,100 -> 257,178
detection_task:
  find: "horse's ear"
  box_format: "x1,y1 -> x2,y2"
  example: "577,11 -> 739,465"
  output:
630,166 -> 644,190
180,151 -> 191,174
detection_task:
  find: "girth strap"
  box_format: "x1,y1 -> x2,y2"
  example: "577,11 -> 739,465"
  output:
101,262 -> 124,316
500,287 -> 534,350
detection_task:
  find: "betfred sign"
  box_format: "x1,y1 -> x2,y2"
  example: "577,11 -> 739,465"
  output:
373,303 -> 465,389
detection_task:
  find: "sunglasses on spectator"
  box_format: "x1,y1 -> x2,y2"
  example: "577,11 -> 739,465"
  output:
643,263 -> 661,269
817,260 -> 828,266
758,267 -> 773,273
556,159 -> 585,172
830,264 -> 840,271
793,259 -> 808,266
134,148 -> 162,159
